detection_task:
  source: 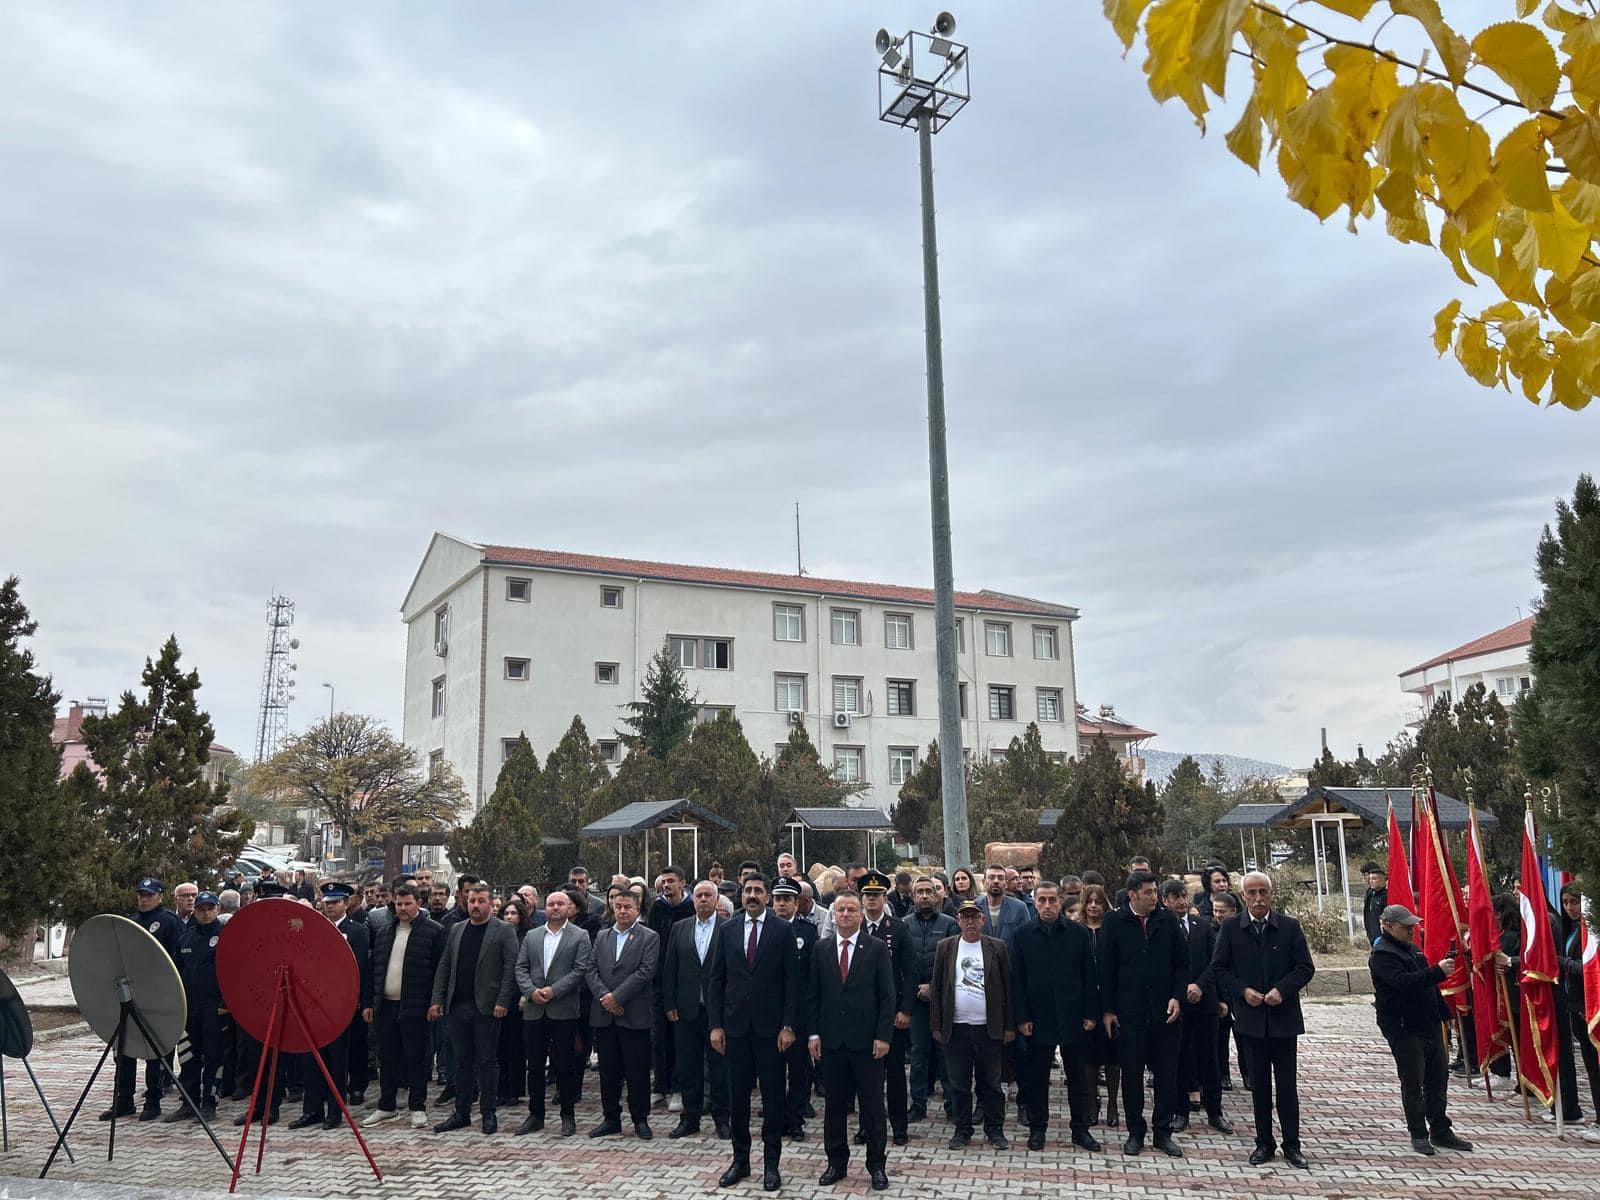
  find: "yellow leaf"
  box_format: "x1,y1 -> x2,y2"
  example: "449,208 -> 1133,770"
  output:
1190,0 -> 1250,96
1377,169 -> 1432,243
1454,320 -> 1502,386
1529,198 -> 1592,277
1105,0 -> 1159,50
1144,0 -> 1209,126
1440,221 -> 1479,284
1546,274 -> 1593,332
1563,44 -> 1600,109
1492,119 -> 1555,212
1418,88 -> 1492,209
1500,313 -> 1544,357
1252,13 -> 1308,132
1520,0 -> 1541,16
1463,210 -> 1501,274
1471,22 -> 1560,110
1562,14 -> 1600,54
1326,44 -> 1400,146
1496,207 -> 1544,302
1544,3 -> 1588,34
1225,95 -> 1264,170
1550,108 -> 1600,187
1376,83 -> 1430,175
1559,176 -> 1600,224
1513,347 -> 1555,402
1568,265 -> 1600,318
1433,298 -> 1463,351
1481,300 -> 1527,320
1310,0 -> 1378,15
1393,0 -> 1472,86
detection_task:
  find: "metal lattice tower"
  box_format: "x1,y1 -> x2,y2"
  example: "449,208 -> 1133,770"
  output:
253,595 -> 299,761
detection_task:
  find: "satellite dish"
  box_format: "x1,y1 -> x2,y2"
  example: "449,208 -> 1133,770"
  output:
933,11 -> 957,35
0,967 -> 33,1058
217,898 -> 358,1052
69,915 -> 186,1059
875,28 -> 894,54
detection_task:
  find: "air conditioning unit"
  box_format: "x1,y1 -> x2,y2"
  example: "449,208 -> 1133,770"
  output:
787,711 -> 805,726
833,711 -> 853,729
433,638 -> 449,657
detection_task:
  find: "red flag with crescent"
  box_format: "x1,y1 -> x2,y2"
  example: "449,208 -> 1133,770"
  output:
1466,804 -> 1511,1066
1518,806 -> 1560,1107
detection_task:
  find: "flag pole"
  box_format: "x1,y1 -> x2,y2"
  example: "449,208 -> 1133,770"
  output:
1499,970 -> 1532,1121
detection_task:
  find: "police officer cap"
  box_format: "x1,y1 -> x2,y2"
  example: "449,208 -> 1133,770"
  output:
956,898 -> 984,916
771,879 -> 801,898
716,880 -> 739,897
1380,903 -> 1421,926
859,869 -> 892,894
1361,861 -> 1384,876
136,876 -> 164,894
255,880 -> 289,898
320,881 -> 354,901
196,891 -> 220,907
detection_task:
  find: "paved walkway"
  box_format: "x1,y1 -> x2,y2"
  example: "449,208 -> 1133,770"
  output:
0,998 -> 1591,1199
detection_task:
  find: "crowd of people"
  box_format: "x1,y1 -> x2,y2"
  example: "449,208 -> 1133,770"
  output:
96,850 -> 1515,1190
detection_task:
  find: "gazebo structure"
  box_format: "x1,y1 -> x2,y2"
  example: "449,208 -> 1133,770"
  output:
579,798 -> 734,880
1214,802 -> 1293,873
784,807 -> 894,871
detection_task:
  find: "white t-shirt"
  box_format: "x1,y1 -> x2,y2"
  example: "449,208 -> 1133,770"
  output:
954,938 -> 987,1026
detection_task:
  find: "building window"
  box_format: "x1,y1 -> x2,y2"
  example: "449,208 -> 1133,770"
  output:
597,739 -> 621,764
831,608 -> 860,646
433,605 -> 450,650
501,737 -> 520,762
885,613 -> 913,650
886,679 -> 915,716
1033,625 -> 1059,660
773,604 -> 804,642
1037,688 -> 1063,722
1519,676 -> 1532,693
703,638 -> 733,670
832,676 -> 862,714
506,577 -> 530,602
596,662 -> 619,685
775,674 -> 806,713
985,622 -> 1012,657
1495,677 -> 1515,696
989,685 -> 1016,721
428,749 -> 444,777
889,747 -> 917,786
990,748 -> 1010,764
601,586 -> 623,608
833,746 -> 864,783
430,676 -> 446,719
697,705 -> 733,724
504,657 -> 530,681
959,682 -> 968,719
668,636 -> 697,669
956,618 -> 965,654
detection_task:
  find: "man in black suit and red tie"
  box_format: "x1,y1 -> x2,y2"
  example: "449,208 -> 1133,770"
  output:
709,876 -> 800,1193
808,891 -> 896,1191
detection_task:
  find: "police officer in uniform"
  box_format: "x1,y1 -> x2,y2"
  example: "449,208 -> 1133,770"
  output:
101,875 -> 185,1121
233,879 -> 289,1125
856,870 -> 915,1146
167,891 -> 229,1122
772,878 -> 817,1140
289,881 -> 373,1130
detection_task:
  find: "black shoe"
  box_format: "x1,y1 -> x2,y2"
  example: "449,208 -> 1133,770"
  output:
288,1113 -> 323,1130
199,1099 -> 218,1121
1188,1098 -> 1201,1113
589,1120 -> 622,1138
762,1168 -> 781,1192
482,1112 -> 498,1135
1209,1114 -> 1234,1135
719,1162 -> 751,1188
784,1124 -> 806,1141
669,1118 -> 700,1139
1072,1132 -> 1102,1152
1249,1146 -> 1276,1165
1283,1147 -> 1309,1168
348,1091 -> 365,1106
517,1115 -> 544,1135
162,1105 -> 195,1123
561,1115 -> 577,1137
908,1104 -> 927,1122
324,1113 -> 344,1131
436,1087 -> 456,1106
1154,1135 -> 1183,1157
804,1101 -> 817,1119
1411,1136 -> 1436,1156
1220,1078 -> 1234,1092
869,1168 -> 889,1190
228,1088 -> 250,1102
1171,1113 -> 1189,1133
715,1119 -> 733,1141
989,1132 -> 1010,1150
948,1130 -> 971,1149
285,1086 -> 304,1104
138,1103 -> 162,1122
1431,1131 -> 1472,1152
1122,1136 -> 1142,1156
1027,1129 -> 1047,1151
634,1120 -> 652,1140
818,1164 -> 848,1186
854,1127 -> 867,1145
434,1112 -> 470,1133
892,1129 -> 908,1146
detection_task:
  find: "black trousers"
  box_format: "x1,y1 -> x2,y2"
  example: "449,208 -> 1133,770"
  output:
375,1006 -> 430,1112
497,1011 -> 525,1101
881,1026 -> 909,1135
596,1024 -> 652,1124
447,1001 -> 500,1118
1178,1008 -> 1222,1117
1023,1036 -> 1092,1134
1576,1013 -> 1600,1118
301,1017 -> 350,1119
908,1000 -> 950,1111
1116,1019 -> 1180,1141
113,1054 -> 163,1108
782,1038 -> 811,1129
525,1017 -> 580,1119
178,1002 -> 231,1106
822,1047 -> 887,1171
726,1032 -> 786,1167
1238,1034 -> 1300,1152
1387,1032 -> 1452,1140
652,985 -> 676,1095
943,1024 -> 1004,1138
1556,1003 -> 1595,1120
672,1012 -> 728,1123
343,1012 -> 369,1094
237,1030 -> 286,1116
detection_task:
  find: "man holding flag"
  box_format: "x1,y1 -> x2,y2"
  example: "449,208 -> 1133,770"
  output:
1466,807 -> 1513,1081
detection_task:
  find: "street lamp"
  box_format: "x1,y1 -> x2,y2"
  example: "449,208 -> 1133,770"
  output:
321,682 -> 335,720
876,12 -> 972,872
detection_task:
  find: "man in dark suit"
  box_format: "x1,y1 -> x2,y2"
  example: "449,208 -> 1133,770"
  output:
1010,879 -> 1100,1152
1213,871 -> 1316,1169
585,888 -> 659,1139
1100,869 -> 1188,1158
858,871 -> 915,1146
930,899 -> 1015,1150
808,891 -> 895,1191
1161,880 -> 1232,1135
772,878 -> 818,1139
290,882 -> 372,1131
663,879 -> 730,1139
709,875 -> 800,1192
513,888 -> 593,1137
429,882 -> 519,1134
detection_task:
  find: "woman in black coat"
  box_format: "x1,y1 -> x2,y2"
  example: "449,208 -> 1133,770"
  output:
1074,884 -> 1120,1127
495,897 -> 532,1104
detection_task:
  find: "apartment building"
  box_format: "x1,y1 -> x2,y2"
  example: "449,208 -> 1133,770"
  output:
1398,615 -> 1534,717
400,533 -> 1081,814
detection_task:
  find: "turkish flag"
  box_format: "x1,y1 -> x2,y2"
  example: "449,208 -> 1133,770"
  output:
1418,791 -> 1470,1014
1466,805 -> 1511,1068
1385,794 -> 1416,916
1517,807 -> 1560,1108
1583,920 -> 1600,1056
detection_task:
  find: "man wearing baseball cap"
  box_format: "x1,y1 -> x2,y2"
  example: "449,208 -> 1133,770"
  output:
100,875 -> 186,1122
1369,903 -> 1473,1156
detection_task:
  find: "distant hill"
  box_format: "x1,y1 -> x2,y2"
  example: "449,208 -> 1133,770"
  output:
1142,749 -> 1294,789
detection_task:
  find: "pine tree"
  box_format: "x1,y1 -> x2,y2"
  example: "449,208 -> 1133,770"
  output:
967,724 -> 1068,848
668,712 -> 765,867
539,716 -> 611,842
579,749 -> 667,871
1039,735 -> 1165,884
71,636 -> 247,918
1158,755 -> 1235,871
762,723 -> 861,868
1518,474 -> 1600,891
448,735 -> 544,891
0,578 -> 86,945
618,644 -> 699,762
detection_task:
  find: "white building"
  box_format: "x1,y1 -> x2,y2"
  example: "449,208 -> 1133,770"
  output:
401,533 -> 1081,814
1398,615 -> 1534,716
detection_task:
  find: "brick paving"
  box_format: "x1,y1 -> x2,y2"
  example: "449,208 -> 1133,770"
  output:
0,997 -> 1594,1199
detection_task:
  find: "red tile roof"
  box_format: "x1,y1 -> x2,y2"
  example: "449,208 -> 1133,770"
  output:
1076,706 -> 1157,742
479,544 -> 1077,618
1400,615 -> 1535,677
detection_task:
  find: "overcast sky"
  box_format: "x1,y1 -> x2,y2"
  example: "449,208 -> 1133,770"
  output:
4,2 -> 1589,770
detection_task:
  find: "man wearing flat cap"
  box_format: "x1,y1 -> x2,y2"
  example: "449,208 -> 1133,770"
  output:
1361,864 -> 1389,946
101,875 -> 186,1122
1369,903 -> 1473,1157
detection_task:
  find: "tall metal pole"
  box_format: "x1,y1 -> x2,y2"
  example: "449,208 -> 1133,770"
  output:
916,108 -> 970,871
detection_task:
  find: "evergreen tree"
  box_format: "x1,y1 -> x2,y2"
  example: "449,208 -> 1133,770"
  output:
1518,474 -> 1600,893
761,723 -> 862,867
618,644 -> 699,762
893,742 -> 941,853
71,636 -> 246,918
579,749 -> 667,871
0,578 -> 86,945
668,712 -> 766,866
967,724 -> 1069,848
1039,735 -> 1164,884
448,734 -> 544,891
539,716 -> 611,843
1158,755 -> 1234,871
